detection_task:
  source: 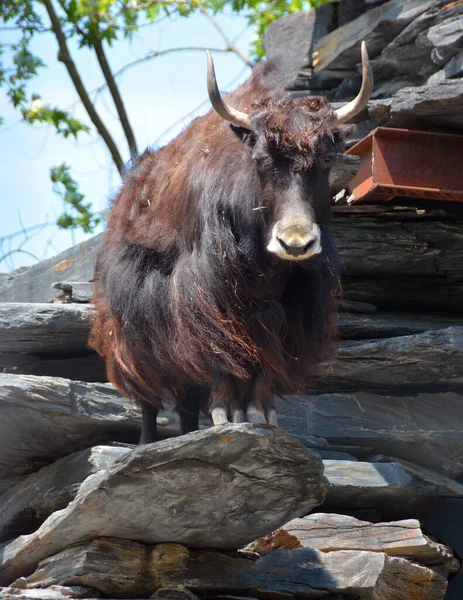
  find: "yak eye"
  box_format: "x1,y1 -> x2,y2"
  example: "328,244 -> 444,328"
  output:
321,154 -> 335,167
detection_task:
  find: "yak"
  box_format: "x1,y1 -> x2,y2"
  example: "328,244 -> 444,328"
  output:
90,43 -> 373,443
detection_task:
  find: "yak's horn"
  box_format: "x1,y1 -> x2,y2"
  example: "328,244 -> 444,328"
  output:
335,42 -> 373,123
206,50 -> 251,130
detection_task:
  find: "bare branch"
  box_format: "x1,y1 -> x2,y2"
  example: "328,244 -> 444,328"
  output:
94,39 -> 139,162
199,7 -> 254,68
42,0 -> 126,176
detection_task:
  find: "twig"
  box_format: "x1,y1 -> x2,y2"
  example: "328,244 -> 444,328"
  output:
94,39 -> 139,162
43,0 -> 126,176
199,7 -> 254,68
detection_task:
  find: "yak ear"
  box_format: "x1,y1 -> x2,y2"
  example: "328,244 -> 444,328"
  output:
230,124 -> 255,145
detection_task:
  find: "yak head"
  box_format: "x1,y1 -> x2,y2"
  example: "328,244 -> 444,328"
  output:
206,44 -> 373,262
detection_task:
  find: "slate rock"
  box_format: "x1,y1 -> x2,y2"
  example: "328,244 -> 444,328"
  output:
0,586 -> 100,599
243,513 -> 456,571
53,282 -> 93,303
263,5 -> 337,86
0,303 -> 93,354
322,459 -> 463,520
20,538 -> 449,600
338,0 -> 389,27
0,352 -> 107,383
0,446 -> 130,542
0,373 -> 141,491
0,585 -> 101,600
0,235 -> 103,304
305,390 -> 463,479
319,327 -> 463,394
313,0 -> 435,72
0,424 -> 326,585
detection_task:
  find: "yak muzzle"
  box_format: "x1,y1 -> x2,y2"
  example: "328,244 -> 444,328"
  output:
267,222 -> 322,261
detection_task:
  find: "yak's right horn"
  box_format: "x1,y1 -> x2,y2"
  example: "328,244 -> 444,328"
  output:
206,50 -> 251,130
335,42 -> 373,123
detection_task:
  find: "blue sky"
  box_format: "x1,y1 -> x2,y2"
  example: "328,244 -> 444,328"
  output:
0,9 -> 254,271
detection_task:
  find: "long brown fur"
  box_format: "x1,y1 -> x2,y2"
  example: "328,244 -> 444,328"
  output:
89,58 -> 346,411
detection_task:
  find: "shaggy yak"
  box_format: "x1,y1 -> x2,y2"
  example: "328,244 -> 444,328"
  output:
90,43 -> 373,443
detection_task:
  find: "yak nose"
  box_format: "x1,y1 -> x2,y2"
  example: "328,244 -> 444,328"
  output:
275,223 -> 322,258
277,234 -> 318,257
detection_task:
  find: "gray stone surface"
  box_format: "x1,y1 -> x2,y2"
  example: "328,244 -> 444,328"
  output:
19,538 -> 449,600
323,459 -> 463,519
0,303 -> 93,354
306,390 -> 463,479
0,373 -> 141,491
263,5 -> 337,87
318,327 -> 463,393
244,513 -> 456,570
0,235 -> 103,304
313,0 -> 435,73
0,586 -> 100,599
0,446 -> 129,542
53,282 -> 93,303
0,424 -> 326,585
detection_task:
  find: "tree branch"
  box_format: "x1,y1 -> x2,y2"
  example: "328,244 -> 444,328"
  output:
94,39 -> 139,163
42,0 -> 126,177
199,7 -> 254,68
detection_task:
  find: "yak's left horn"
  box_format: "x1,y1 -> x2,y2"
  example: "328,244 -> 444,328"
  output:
335,41 -> 373,123
206,50 -> 251,130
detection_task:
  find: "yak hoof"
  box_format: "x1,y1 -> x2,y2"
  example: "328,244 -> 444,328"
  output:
232,409 -> 246,423
211,407 -> 229,425
246,406 -> 268,424
211,406 -> 278,426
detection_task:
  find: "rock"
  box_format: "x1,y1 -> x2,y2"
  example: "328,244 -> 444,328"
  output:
243,513 -> 456,570
319,327 -> 463,393
0,373 -> 141,491
367,79 -> 463,131
53,282 -> 93,303
0,235 -> 103,304
313,0 -> 435,73
0,586 -> 100,599
369,3 -> 463,92
446,50 -> 463,79
262,5 -> 337,87
329,153 -> 360,194
0,303 -> 93,354
322,459 -> 463,520
305,391 -> 463,479
0,352 -> 107,383
338,0 -> 389,27
0,446 -> 130,542
0,424 -> 326,585
19,537 -> 449,600
339,311 -> 463,340
423,498 -> 463,600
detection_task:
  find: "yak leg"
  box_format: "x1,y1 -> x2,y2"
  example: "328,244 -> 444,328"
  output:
139,400 -> 159,444
178,386 -> 201,435
246,373 -> 278,426
210,373 -> 246,425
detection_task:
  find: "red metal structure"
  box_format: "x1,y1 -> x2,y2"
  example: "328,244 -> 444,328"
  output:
346,127 -> 463,204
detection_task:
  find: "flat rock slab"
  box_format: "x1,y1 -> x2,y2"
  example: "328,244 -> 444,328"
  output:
243,513 -> 456,571
0,235 -> 103,304
0,586 -> 100,599
0,424 -> 326,585
305,390 -> 463,479
322,458 -> 463,520
20,537 -> 448,600
0,373 -> 141,491
0,446 -> 129,542
0,303 -> 94,354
